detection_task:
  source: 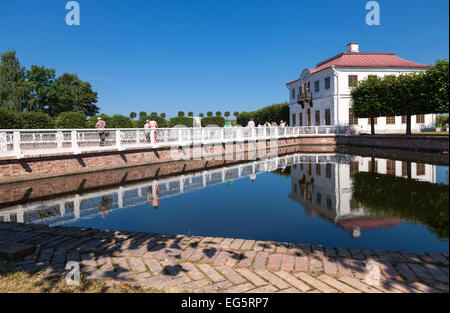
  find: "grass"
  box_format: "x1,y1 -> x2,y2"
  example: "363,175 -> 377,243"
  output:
0,266 -> 163,293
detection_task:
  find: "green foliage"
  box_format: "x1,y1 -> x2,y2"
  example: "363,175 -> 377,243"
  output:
0,51 -> 30,112
352,172 -> 449,240
108,115 -> 134,128
351,76 -> 386,118
236,103 -> 289,126
139,111 -> 147,119
150,112 -> 157,117
135,115 -> 168,128
206,111 -> 213,117
215,111 -> 222,117
178,111 -> 185,117
436,115 -> 449,127
129,112 -> 137,119
224,111 -> 230,118
54,111 -> 87,129
199,113 -> 204,117
0,108 -> 23,129
233,111 -> 239,118
422,59 -> 449,114
160,112 -> 166,118
201,116 -> 225,127
87,114 -> 111,128
169,116 -> 193,128
188,111 -> 194,117
21,111 -> 54,129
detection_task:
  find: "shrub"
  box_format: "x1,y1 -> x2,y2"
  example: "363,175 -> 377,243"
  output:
215,111 -> 222,117
108,115 -> 134,128
201,116 -> 225,127
87,114 -> 111,128
0,109 -> 23,129
21,111 -> 54,129
207,111 -> 213,117
169,116 -> 193,128
135,115 -> 168,128
236,103 -> 289,126
178,111 -> 185,117
54,112 -> 87,129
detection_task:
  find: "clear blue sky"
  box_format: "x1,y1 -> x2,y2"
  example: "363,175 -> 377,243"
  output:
0,0 -> 448,117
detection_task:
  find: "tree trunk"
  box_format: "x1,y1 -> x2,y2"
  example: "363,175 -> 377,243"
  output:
406,115 -> 412,135
370,117 -> 375,135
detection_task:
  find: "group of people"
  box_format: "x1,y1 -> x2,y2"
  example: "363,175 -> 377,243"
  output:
247,118 -> 289,128
95,117 -> 159,146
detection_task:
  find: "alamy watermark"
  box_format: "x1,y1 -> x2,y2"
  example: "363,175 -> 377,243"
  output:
365,261 -> 381,286
366,1 -> 380,26
66,1 -> 80,26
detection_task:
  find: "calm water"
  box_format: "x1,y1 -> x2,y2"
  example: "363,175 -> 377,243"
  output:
2,153 -> 448,253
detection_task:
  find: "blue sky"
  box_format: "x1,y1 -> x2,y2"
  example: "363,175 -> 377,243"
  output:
0,0 -> 448,117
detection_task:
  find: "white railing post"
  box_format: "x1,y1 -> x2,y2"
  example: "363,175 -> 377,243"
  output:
116,130 -> 123,150
0,132 -> 6,153
315,126 -> 318,135
13,131 -> 22,158
56,131 -> 63,149
71,130 -> 79,154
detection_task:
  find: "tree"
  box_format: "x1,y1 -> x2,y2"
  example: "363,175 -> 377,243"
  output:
26,65 -> 56,113
224,111 -> 230,119
216,111 -> 222,117
109,115 -> 134,128
0,50 -> 31,112
21,111 -> 54,129
233,111 -> 239,119
207,111 -> 213,117
160,112 -> 166,118
150,112 -> 158,117
54,111 -> 87,129
129,112 -> 137,119
188,111 -> 194,117
351,76 -> 386,135
0,108 -> 23,129
47,73 -> 99,117
178,111 -> 185,117
422,59 -> 449,114
199,113 -> 204,117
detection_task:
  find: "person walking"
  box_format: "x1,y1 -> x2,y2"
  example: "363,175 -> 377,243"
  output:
144,120 -> 151,143
148,119 -> 158,145
96,117 -> 107,146
247,118 -> 255,128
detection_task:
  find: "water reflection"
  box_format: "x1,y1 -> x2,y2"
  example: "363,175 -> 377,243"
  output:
0,152 -> 448,247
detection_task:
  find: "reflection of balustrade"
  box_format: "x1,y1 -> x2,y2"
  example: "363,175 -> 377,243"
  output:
0,152 -> 338,225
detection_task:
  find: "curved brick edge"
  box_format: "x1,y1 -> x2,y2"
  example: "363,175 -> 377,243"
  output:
0,221 -> 448,293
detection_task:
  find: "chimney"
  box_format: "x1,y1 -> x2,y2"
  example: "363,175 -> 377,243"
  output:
347,42 -> 359,53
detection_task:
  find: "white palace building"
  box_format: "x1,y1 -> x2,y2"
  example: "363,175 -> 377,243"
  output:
286,43 -> 436,133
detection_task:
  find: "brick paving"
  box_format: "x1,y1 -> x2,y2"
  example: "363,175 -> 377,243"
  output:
0,221 -> 448,293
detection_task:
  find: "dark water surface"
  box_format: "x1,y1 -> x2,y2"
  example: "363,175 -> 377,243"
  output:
2,153 -> 448,253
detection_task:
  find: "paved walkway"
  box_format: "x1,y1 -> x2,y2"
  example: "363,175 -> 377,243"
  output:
0,222 -> 448,293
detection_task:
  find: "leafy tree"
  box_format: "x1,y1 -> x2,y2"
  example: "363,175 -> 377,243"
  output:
0,50 -> 31,112
178,111 -> 185,117
54,111 -> 87,129
169,116 -> 193,128
150,112 -> 158,117
422,59 -> 449,114
236,103 -> 289,126
233,111 -> 239,119
199,113 -> 204,117
21,111 -> 54,129
224,111 -> 230,119
215,111 -> 222,117
160,112 -> 166,118
201,116 -> 225,127
0,108 -> 23,129
139,111 -> 147,119
26,65 -> 56,113
129,112 -> 137,119
188,111 -> 194,117
207,111 -> 213,117
135,114 -> 168,128
47,73 -> 99,117
351,76 -> 386,135
109,115 -> 134,128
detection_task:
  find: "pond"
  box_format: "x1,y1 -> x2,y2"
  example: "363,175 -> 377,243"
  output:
1,152 -> 448,253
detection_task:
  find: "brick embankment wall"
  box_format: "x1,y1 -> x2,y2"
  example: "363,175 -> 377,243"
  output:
0,144 -> 336,206
337,135 -> 449,153
0,137 -> 336,184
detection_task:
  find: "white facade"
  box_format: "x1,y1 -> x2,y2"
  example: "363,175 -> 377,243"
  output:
286,44 -> 436,133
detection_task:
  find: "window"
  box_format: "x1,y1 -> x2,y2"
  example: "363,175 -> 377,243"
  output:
326,198 -> 332,209
326,164 -> 332,178
349,108 -> 358,125
299,113 -> 303,126
402,162 -> 408,176
368,117 -> 377,125
325,77 -> 331,89
316,193 -> 322,205
291,88 -> 296,100
325,109 -> 331,126
387,160 -> 396,175
348,75 -> 358,87
416,163 -> 425,176
350,161 -> 359,178
416,114 -> 425,123
314,80 -> 320,92
315,110 -> 321,126
402,116 -> 407,124
386,116 -> 396,124
292,114 -> 296,126
307,109 -> 311,126
316,164 -> 321,176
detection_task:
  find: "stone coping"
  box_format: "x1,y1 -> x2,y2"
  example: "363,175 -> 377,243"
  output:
0,221 -> 448,293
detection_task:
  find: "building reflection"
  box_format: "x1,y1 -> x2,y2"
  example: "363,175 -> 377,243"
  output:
289,155 -> 436,238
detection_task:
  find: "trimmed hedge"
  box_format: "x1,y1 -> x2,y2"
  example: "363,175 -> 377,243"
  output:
136,115 -> 168,128
169,116 -> 193,128
201,116 -> 225,127
108,115 -> 134,128
0,109 -> 23,129
21,111 -> 54,129
237,103 -> 289,126
54,112 -> 87,129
